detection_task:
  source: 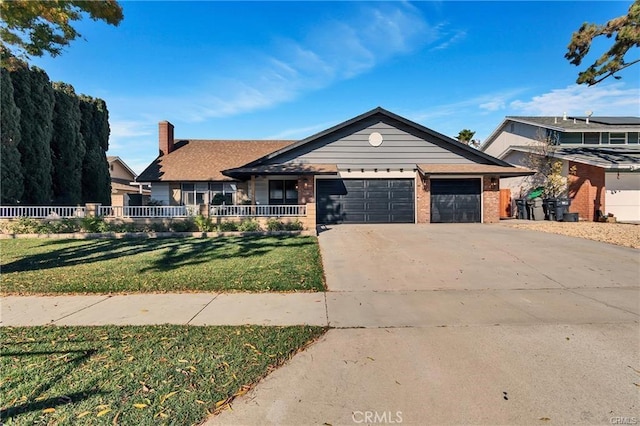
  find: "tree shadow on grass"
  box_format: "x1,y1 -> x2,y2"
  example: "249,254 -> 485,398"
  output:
0,347 -> 100,421
1,236 -> 316,274
139,235 -> 316,272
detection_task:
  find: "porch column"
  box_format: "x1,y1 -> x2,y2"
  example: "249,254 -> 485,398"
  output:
482,176 -> 500,223
297,176 -> 315,204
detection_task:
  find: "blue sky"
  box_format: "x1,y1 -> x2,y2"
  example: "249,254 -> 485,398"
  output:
29,1 -> 640,174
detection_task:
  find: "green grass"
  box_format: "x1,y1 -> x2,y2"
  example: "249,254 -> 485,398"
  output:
0,236 -> 325,294
0,325 -> 326,425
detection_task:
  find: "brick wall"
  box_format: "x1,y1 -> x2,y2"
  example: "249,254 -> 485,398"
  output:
482,176 -> 500,223
568,161 -> 605,221
416,173 -> 430,223
297,176 -> 315,204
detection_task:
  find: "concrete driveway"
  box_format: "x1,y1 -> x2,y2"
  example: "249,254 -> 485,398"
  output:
211,224 -> 639,426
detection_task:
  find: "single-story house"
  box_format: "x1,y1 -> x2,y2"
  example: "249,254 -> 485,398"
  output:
107,156 -> 150,207
137,107 -> 532,225
481,115 -> 640,221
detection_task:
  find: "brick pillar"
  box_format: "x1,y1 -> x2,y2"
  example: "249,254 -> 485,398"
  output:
85,203 -> 101,217
416,173 -> 430,223
482,176 -> 500,223
303,202 -> 316,230
199,204 -> 209,217
568,161 -> 605,221
297,176 -> 315,204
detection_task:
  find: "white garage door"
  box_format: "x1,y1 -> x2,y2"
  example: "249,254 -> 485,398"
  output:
605,172 -> 640,221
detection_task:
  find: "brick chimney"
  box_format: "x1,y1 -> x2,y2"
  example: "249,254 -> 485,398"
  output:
159,121 -> 174,156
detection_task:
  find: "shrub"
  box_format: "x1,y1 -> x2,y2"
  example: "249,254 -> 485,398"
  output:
170,219 -> 195,232
284,219 -> 304,231
238,219 -> 262,232
47,218 -> 81,233
266,218 -> 285,231
80,216 -> 110,233
218,221 -> 238,232
149,222 -> 169,232
194,215 -> 216,232
9,217 -> 44,234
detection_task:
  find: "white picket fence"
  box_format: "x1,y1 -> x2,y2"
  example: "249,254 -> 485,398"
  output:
0,206 -> 86,218
98,205 -> 198,218
210,205 -> 307,217
0,204 -> 307,219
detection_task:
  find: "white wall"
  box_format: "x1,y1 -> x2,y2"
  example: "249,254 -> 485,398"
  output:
605,172 -> 640,221
150,183 -> 170,205
483,122 -> 546,157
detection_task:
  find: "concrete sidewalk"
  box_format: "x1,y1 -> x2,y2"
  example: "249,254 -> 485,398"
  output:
0,292 -> 328,327
2,286 -> 637,327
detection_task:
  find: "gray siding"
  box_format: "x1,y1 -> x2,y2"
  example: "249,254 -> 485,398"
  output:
263,118 -> 489,169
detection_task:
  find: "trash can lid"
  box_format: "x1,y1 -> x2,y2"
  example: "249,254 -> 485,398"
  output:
527,187 -> 544,199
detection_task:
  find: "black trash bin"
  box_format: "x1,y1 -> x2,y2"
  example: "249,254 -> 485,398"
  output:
515,199 -> 528,219
525,199 -> 534,220
543,198 -> 557,220
554,198 -> 571,221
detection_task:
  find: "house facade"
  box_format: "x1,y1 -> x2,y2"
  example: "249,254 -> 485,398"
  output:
137,108 -> 531,225
107,156 -> 150,207
481,116 -> 640,221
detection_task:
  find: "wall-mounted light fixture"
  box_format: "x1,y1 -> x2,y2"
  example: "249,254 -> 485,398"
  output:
490,177 -> 498,189
302,177 -> 310,189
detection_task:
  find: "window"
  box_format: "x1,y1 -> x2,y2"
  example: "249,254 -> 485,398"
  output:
559,133 -> 582,144
181,182 -> 236,205
269,180 -> 298,205
628,132 -> 639,144
546,129 -> 560,145
583,132 -> 600,144
609,132 -> 627,144
209,182 -> 236,205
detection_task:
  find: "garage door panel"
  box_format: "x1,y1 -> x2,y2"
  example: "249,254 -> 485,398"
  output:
367,191 -> 391,199
431,179 -> 481,223
347,180 -> 365,189
317,179 -> 414,224
391,180 -> 413,189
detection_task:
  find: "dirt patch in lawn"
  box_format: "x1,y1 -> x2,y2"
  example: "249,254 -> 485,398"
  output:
504,221 -> 640,249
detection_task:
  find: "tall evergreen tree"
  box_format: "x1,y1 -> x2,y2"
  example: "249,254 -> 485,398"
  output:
10,63 -> 54,204
79,95 -> 111,204
51,82 -> 85,205
0,66 -> 24,204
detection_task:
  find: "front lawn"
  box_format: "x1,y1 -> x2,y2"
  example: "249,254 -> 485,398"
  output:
0,236 -> 325,294
0,325 -> 325,425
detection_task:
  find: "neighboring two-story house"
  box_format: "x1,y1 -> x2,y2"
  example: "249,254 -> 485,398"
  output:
481,116 -> 640,222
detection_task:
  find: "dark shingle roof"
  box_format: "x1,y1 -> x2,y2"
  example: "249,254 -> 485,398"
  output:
137,140 -> 295,182
506,116 -> 640,131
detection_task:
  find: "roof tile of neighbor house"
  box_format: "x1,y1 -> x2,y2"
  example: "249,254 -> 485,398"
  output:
417,164 -> 534,177
507,146 -> 640,170
507,116 -> 640,131
137,140 -> 295,182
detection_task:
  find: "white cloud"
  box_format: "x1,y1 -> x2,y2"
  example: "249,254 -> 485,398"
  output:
265,121 -> 336,140
431,29 -> 467,51
146,3 -> 447,122
108,119 -> 155,150
509,83 -> 640,116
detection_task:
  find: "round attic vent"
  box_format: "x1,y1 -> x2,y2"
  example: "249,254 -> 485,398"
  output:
368,132 -> 383,147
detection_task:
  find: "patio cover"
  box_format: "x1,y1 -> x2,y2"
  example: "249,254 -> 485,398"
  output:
417,164 -> 534,177
223,163 -> 339,179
